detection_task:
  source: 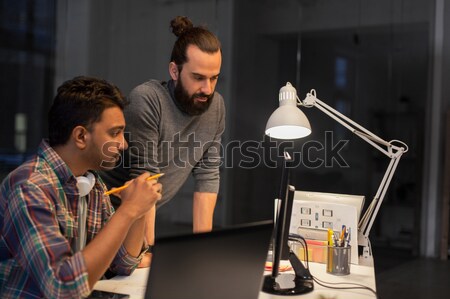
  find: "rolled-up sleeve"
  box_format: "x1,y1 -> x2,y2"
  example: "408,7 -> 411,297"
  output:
109,244 -> 148,275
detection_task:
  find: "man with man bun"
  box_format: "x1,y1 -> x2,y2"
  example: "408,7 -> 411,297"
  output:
100,16 -> 225,266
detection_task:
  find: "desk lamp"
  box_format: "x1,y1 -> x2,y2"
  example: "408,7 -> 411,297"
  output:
265,82 -> 408,261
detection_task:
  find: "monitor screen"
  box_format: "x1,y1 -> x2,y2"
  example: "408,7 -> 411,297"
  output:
271,151 -> 294,278
262,151 -> 313,295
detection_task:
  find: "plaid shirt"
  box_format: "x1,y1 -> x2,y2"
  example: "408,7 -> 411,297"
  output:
0,140 -> 143,298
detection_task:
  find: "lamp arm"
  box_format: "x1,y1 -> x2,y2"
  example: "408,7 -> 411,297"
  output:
299,89 -> 408,258
301,90 -> 406,156
357,155 -> 403,248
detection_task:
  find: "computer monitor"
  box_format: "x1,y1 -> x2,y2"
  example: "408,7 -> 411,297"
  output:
272,152 -> 293,274
262,152 -> 314,295
145,221 -> 274,299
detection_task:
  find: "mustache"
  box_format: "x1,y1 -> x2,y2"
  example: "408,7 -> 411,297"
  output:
193,93 -> 212,98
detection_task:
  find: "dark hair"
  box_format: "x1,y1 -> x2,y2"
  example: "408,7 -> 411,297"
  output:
48,76 -> 126,147
170,16 -> 221,69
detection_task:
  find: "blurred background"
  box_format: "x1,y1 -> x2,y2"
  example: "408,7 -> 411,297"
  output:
1,0 -> 450,297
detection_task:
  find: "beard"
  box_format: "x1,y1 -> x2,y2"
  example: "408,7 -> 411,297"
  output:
100,155 -> 120,170
173,76 -> 214,116
99,141 -> 122,170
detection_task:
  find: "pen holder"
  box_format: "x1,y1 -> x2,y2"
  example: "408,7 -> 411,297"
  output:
326,245 -> 351,275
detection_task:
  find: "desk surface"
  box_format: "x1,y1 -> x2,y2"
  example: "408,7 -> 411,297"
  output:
94,260 -> 376,299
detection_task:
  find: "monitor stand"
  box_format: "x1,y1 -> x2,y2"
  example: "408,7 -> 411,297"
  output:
262,251 -> 314,295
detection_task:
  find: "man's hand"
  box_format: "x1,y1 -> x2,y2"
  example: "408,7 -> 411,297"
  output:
118,172 -> 162,219
138,252 -> 152,268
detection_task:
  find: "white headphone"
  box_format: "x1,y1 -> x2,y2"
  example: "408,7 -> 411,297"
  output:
76,172 -> 96,197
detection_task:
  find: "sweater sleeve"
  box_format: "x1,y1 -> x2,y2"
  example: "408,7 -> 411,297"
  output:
124,82 -> 162,179
192,95 -> 226,194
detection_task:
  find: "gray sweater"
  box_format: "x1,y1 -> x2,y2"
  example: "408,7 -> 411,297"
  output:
101,80 -> 225,208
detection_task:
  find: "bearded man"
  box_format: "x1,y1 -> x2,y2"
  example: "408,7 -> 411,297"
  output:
100,16 -> 225,267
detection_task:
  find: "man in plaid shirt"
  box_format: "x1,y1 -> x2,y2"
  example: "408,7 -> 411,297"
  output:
0,76 -> 162,298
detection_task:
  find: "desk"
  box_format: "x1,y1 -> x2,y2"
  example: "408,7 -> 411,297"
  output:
94,260 -> 376,298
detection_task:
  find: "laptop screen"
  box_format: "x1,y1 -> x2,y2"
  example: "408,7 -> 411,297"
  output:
145,220 -> 273,299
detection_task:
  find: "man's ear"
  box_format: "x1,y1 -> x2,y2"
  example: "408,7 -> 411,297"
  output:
72,126 -> 89,149
169,62 -> 179,81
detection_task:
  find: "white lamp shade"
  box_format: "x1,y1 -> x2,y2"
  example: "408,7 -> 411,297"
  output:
265,105 -> 312,139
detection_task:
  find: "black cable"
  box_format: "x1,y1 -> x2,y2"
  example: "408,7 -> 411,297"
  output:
288,233 -> 378,298
288,233 -> 309,268
313,276 -> 378,298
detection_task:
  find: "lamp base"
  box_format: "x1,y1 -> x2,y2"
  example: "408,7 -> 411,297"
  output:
262,273 -> 314,295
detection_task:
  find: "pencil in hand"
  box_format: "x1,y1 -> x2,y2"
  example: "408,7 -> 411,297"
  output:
104,173 -> 164,196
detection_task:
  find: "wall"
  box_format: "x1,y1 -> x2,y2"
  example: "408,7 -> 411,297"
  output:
229,0 -> 433,256
55,0 -> 234,230
53,0 -> 450,257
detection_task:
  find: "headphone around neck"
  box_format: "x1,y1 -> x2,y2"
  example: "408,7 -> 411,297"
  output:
76,172 -> 96,197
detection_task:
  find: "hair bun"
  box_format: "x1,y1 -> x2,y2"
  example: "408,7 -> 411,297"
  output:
170,16 -> 194,37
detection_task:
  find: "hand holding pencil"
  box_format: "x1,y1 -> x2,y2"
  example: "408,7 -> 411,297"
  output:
111,172 -> 163,220
105,173 -> 164,196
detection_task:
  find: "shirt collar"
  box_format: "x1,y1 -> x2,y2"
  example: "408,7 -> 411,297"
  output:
37,139 -> 75,185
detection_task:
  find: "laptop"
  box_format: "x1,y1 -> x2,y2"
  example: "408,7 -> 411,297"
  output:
144,220 -> 274,299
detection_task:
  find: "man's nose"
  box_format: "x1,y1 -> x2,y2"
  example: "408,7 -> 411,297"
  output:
120,137 -> 128,151
200,80 -> 212,95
